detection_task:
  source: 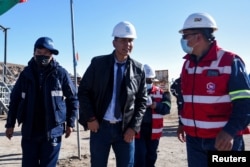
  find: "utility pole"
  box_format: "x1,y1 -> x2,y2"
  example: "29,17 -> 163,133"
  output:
69,0 -> 81,159
0,25 -> 10,83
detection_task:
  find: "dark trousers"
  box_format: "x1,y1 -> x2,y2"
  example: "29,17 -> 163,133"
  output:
21,135 -> 61,167
186,134 -> 245,167
134,123 -> 159,167
90,120 -> 134,167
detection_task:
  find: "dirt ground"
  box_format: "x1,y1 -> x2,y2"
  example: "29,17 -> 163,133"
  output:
0,99 -> 249,167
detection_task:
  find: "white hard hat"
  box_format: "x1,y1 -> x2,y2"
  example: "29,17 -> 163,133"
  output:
112,21 -> 137,38
179,13 -> 218,33
144,64 -> 155,78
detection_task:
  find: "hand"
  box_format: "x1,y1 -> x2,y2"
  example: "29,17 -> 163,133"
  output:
87,120 -> 99,133
65,126 -> 73,138
177,125 -> 186,142
124,128 -> 135,143
150,102 -> 157,109
5,128 -> 14,140
215,130 -> 234,151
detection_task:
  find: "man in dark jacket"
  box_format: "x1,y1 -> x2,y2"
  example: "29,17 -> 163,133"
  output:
78,21 -> 147,167
5,37 -> 79,167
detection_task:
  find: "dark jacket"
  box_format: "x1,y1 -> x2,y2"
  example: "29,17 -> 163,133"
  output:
5,58 -> 79,139
170,77 -> 183,114
78,51 -> 147,133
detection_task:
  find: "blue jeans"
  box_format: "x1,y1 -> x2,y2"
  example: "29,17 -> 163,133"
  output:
90,120 -> 134,167
21,135 -> 61,167
186,134 -> 245,167
134,123 -> 159,167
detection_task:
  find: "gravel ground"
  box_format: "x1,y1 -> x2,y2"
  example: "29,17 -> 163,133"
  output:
0,100 -> 249,167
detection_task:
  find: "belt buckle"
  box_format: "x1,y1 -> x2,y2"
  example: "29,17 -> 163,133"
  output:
109,121 -> 117,124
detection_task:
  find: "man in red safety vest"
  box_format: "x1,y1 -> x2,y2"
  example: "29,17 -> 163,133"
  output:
177,12 -> 250,167
134,64 -> 171,167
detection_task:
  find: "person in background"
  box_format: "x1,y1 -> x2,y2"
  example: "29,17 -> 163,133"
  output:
5,37 -> 79,167
177,12 -> 250,167
78,21 -> 147,167
134,64 -> 171,167
170,77 -> 184,125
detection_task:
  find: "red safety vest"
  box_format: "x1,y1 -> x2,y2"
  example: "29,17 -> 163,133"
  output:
181,43 -> 237,138
136,86 -> 164,140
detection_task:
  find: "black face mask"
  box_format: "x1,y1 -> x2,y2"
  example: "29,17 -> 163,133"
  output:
35,55 -> 51,66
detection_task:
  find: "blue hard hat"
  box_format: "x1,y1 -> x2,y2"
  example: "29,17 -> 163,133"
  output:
34,37 -> 59,55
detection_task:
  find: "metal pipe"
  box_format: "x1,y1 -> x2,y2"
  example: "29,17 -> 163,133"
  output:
69,0 -> 81,159
0,25 -> 10,83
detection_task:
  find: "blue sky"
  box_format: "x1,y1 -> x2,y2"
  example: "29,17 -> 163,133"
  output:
0,0 -> 250,80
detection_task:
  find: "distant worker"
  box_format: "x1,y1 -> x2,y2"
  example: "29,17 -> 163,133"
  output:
170,77 -> 184,125
134,64 -> 171,167
5,37 -> 79,167
177,12 -> 250,167
78,21 -> 147,167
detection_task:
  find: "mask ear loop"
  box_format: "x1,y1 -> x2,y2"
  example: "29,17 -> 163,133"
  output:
189,33 -> 200,51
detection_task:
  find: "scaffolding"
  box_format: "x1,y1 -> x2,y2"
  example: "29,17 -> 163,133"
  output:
0,63 -> 22,114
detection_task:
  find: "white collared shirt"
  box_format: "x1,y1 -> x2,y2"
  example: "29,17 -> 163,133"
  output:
103,59 -> 126,121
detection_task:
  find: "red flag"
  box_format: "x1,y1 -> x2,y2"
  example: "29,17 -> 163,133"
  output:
19,0 -> 27,3
74,52 -> 79,67
75,52 -> 79,61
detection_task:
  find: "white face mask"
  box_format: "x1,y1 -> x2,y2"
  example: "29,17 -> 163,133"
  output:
180,38 -> 193,54
147,83 -> 153,90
